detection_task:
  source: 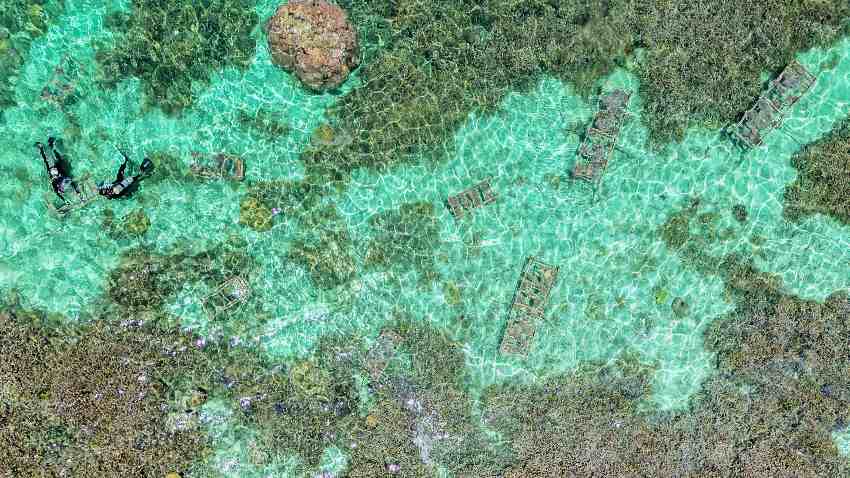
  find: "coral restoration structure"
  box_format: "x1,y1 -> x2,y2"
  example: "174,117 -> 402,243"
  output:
731,60 -> 817,148
445,177 -> 498,220
500,256 -> 560,356
571,89 -> 631,182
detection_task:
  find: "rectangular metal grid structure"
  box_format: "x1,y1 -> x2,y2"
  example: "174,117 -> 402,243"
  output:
200,276 -> 251,318
571,89 -> 630,182
731,60 -> 816,149
446,177 -> 498,219
45,178 -> 100,217
189,153 -> 245,181
499,256 -> 560,356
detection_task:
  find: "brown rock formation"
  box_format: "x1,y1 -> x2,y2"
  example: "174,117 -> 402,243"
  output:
266,0 -> 359,91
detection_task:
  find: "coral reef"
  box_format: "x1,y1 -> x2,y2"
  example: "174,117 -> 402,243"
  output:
302,0 -> 634,176
266,0 -> 360,91
442,281 -> 461,306
365,201 -> 441,284
203,318 -> 506,476
360,320 -> 509,477
237,108 -> 291,139
670,297 -> 689,317
345,398 -> 432,477
631,1 -> 850,143
220,336 -> 361,473
13,238 -> 849,478
36,54 -> 83,114
239,195 -> 274,232
145,151 -> 191,185
0,309 -> 212,476
96,0 -> 257,114
303,0 -> 850,181
241,179 -> 358,289
287,224 -> 357,289
732,203 -> 748,223
481,356 -> 659,476
0,0 -> 65,119
310,122 -> 353,148
482,313 -> 850,478
123,207 -> 151,236
100,207 -> 151,239
106,237 -> 256,313
701,257 -> 850,476
784,115 -> 850,225
243,179 -> 322,222
471,201 -> 850,476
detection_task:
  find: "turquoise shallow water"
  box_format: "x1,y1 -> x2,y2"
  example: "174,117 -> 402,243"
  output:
3,1 -> 850,475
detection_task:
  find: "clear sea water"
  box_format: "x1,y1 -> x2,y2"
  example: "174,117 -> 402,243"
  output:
2,1 -> 850,475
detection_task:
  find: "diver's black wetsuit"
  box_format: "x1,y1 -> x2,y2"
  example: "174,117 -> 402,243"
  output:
97,152 -> 153,199
36,137 -> 78,203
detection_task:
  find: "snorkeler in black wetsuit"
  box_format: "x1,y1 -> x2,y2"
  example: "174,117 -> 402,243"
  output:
97,151 -> 154,199
36,136 -> 79,204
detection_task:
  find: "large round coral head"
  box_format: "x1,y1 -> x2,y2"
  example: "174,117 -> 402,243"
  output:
266,0 -> 360,91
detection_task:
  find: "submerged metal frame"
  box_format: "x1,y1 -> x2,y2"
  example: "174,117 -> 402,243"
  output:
499,256 -> 560,356
200,275 -> 251,318
572,89 -> 631,182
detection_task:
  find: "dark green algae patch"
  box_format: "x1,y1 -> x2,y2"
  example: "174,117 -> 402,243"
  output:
0,0 -> 65,120
305,0 -> 850,183
95,0 -> 257,115
784,114 -> 850,226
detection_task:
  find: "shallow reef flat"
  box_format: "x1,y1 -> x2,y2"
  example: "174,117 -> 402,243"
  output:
1,0 -> 850,477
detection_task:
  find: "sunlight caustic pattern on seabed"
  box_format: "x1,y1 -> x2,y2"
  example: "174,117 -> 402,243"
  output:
1,0 -> 850,474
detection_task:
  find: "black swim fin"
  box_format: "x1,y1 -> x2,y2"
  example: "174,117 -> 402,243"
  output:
140,158 -> 154,173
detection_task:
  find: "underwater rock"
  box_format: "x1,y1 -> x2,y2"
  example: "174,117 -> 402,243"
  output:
239,196 -> 273,232
124,208 -> 151,236
442,281 -> 461,306
288,229 -> 357,289
266,0 -> 360,91
310,123 -> 353,148
237,109 -> 291,138
732,204 -> 748,223
671,297 -> 689,317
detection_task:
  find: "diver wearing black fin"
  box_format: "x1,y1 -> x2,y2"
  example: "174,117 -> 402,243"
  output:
97,149 -> 154,199
36,136 -> 79,204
